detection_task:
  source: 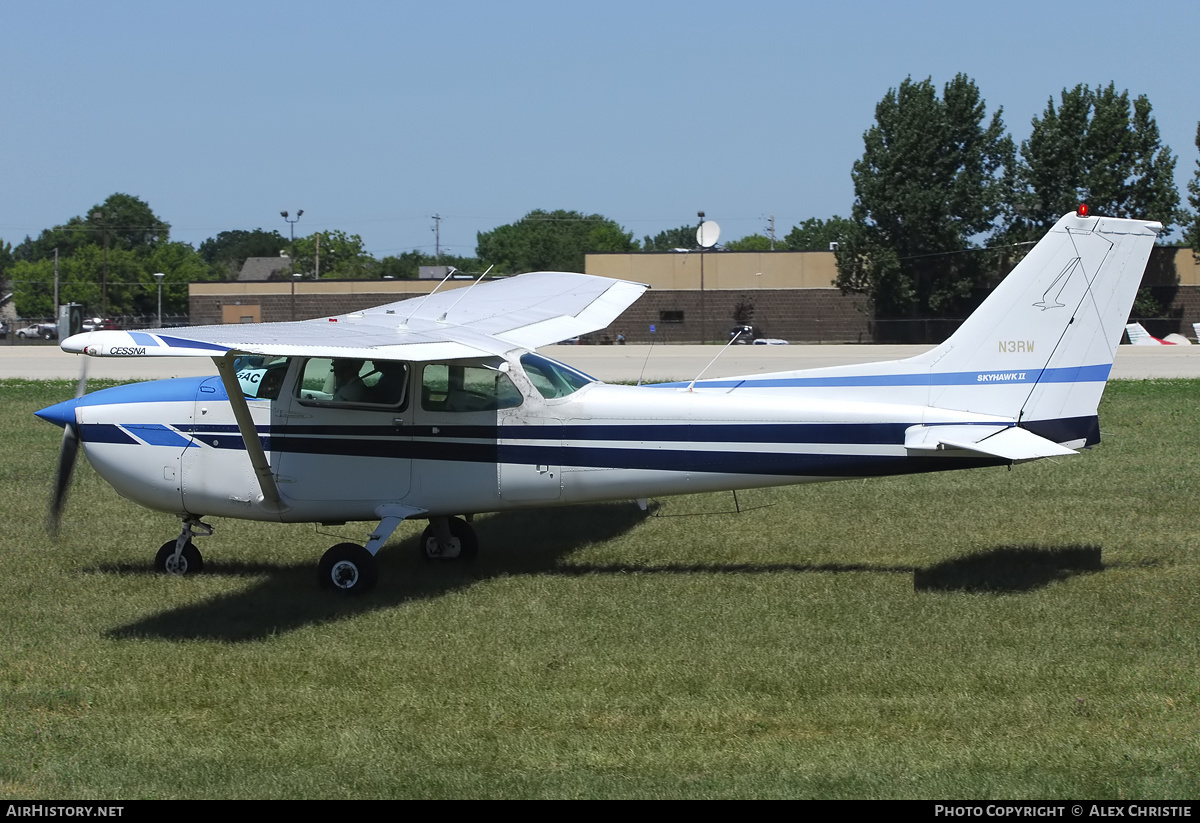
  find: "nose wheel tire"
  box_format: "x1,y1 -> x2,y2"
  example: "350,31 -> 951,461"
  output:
318,542 -> 378,594
155,540 -> 204,576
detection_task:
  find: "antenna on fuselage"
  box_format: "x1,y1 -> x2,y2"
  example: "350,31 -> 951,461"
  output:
636,336 -> 656,386
684,327 -> 747,392
437,265 -> 493,323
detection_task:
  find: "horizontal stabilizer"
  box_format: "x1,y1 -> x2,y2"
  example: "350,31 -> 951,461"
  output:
905,424 -> 1077,461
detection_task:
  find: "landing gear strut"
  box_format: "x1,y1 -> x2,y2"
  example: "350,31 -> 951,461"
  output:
420,516 -> 478,561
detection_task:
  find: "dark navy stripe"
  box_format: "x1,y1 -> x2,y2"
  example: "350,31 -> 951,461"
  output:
1024,415 -> 1100,447
142,416 -> 1105,452
79,423 -> 139,445
80,414 -> 1100,476
155,335 -> 231,353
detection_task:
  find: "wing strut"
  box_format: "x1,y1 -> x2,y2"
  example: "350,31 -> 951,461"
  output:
214,355 -> 289,513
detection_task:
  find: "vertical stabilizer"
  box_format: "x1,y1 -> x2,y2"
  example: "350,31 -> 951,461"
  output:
914,212 -> 1159,442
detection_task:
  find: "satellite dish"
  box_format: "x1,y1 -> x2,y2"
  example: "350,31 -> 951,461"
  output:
696,221 -> 721,248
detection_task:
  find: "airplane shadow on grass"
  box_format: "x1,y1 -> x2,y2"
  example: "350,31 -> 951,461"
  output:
101,502 -> 1108,642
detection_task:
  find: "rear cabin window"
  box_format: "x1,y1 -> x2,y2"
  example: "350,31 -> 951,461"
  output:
421,363 -> 522,412
295,358 -> 410,409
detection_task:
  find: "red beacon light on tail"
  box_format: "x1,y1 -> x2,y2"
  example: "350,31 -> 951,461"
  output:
1077,203 -> 1089,217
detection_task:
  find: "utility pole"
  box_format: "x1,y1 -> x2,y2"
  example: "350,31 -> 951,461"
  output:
432,214 -> 442,265
767,215 -> 776,250
91,211 -> 109,319
315,233 -> 321,280
698,211 -> 706,345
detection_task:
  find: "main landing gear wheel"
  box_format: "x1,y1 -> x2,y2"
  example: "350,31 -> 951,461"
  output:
318,542 -> 378,595
420,516 -> 478,561
155,540 -> 204,576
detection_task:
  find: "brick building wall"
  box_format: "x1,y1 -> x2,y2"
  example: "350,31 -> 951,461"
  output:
189,288 -> 872,343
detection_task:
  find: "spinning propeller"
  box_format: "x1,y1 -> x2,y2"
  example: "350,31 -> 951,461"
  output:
47,360 -> 88,537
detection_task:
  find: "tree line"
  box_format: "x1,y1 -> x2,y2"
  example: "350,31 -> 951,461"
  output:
2,75 -> 1199,321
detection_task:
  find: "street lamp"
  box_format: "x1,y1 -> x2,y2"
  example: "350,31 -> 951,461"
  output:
153,272 -> 165,328
291,272 -> 303,322
281,209 -> 303,277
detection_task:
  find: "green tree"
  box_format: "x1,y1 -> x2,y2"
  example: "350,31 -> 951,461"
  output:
145,241 -> 215,315
1184,122 -> 1200,260
16,193 -> 170,264
1010,84 -> 1181,238
724,234 -> 775,251
783,216 -> 854,250
13,217 -> 95,263
0,239 -> 13,302
287,230 -> 375,279
376,251 -> 484,280
8,194 -> 207,318
476,209 -> 636,273
642,225 -> 696,251
198,229 -> 288,279
837,75 -> 1015,320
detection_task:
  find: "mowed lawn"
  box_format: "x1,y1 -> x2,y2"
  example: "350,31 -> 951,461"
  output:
1,378 -> 1197,799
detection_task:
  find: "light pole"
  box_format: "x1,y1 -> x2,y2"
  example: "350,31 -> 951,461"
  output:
291,273 -> 303,322
153,272 -> 165,328
282,210 -> 303,322
281,209 -> 303,276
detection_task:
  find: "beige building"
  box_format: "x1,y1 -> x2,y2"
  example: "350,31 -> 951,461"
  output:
585,249 -> 838,291
188,247 -> 1200,344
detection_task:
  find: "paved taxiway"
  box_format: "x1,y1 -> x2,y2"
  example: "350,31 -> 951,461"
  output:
2,340 -> 1198,382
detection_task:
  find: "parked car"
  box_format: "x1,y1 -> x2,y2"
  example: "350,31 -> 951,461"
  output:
752,338 -> 789,345
15,323 -> 57,340
0,321 -> 7,340
728,325 -> 758,343
82,317 -> 117,331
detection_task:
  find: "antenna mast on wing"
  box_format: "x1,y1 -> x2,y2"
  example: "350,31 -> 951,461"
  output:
437,265 -> 494,322
401,267 -> 458,326
685,327 -> 748,392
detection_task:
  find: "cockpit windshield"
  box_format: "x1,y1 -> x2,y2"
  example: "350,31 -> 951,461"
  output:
519,353 -> 597,399
234,355 -> 290,400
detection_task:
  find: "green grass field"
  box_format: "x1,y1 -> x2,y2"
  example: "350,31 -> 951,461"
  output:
1,378 -> 1197,799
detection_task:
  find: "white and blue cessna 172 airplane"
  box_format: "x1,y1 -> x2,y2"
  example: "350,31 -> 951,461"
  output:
37,210 -> 1160,594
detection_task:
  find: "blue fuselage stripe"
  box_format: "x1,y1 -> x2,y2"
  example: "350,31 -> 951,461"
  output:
652,364 -> 1113,390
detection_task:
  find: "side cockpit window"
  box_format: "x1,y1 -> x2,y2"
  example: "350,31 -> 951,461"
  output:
421,362 -> 522,412
296,358 -> 410,409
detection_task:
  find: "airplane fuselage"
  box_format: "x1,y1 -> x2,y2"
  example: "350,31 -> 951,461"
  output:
66,352 -> 1013,525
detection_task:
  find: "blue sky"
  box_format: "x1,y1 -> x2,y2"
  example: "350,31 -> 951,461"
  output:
3,0 -> 1198,259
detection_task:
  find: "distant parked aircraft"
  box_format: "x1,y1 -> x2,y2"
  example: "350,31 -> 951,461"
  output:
1125,322 -> 1191,345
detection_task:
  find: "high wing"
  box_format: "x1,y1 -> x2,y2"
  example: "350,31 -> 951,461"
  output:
61,272 -> 648,361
